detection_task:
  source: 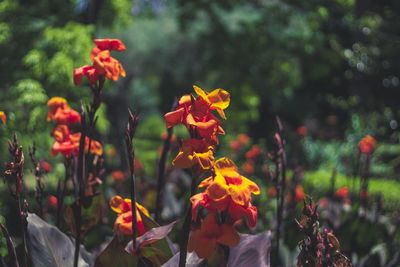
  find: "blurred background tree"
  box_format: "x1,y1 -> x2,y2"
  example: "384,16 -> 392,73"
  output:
0,0 -> 399,176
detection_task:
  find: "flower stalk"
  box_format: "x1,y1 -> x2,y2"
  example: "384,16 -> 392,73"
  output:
125,110 -> 139,251
155,100 -> 177,223
273,116 -> 287,267
28,144 -> 45,218
4,134 -> 28,267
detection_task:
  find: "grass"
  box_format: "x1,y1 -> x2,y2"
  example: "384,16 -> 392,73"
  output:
303,169 -> 400,210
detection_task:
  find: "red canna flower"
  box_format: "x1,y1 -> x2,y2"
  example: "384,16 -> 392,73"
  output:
188,213 -> 240,259
110,195 -> 150,236
267,186 -> 277,198
359,135 -> 377,154
73,65 -> 98,86
173,139 -> 215,171
111,170 -> 126,182
48,195 -> 58,209
92,39 -> 126,53
245,145 -> 262,160
335,186 -> 349,199
39,160 -> 52,173
242,160 -> 254,174
230,140 -> 241,153
0,111 -> 6,124
296,126 -> 308,137
237,134 -> 250,145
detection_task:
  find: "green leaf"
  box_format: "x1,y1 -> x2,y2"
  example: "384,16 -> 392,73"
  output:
27,213 -> 93,267
94,236 -> 138,267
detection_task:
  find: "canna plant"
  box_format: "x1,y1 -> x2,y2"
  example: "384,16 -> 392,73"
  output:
0,35 -> 355,267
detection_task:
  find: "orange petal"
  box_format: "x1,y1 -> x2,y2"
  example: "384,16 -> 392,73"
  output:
188,230 -> 217,259
164,107 -> 185,128
190,193 -> 207,221
217,224 -> 240,247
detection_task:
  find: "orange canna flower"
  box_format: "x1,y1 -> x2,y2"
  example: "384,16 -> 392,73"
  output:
173,139 -> 215,170
359,135 -> 377,154
288,185 -> 305,203
295,185 -> 305,202
92,50 -> 126,81
191,158 -> 260,227
0,111 -> 6,124
193,85 -> 230,119
110,195 -> 150,236
47,97 -> 68,119
51,126 -> 103,157
74,38 -> 126,85
164,86 -> 229,143
188,213 -> 239,259
47,97 -> 80,125
335,186 -> 349,199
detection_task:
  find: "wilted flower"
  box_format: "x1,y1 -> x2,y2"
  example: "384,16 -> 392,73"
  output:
188,213 -> 240,259
109,195 -> 150,236
358,135 -> 376,154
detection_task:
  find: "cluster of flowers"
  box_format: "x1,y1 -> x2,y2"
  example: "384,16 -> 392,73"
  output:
47,97 -> 102,157
164,86 -> 260,259
74,39 -> 126,85
164,86 -> 230,170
